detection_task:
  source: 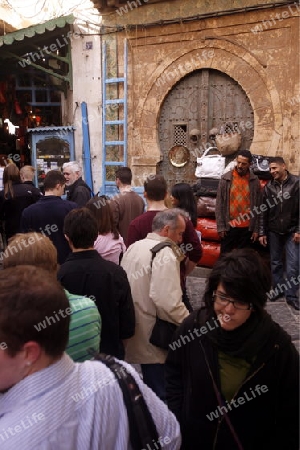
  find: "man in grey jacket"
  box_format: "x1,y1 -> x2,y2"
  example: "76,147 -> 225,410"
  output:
216,149 -> 261,254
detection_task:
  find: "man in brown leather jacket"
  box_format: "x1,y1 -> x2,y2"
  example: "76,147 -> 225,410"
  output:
216,150 -> 261,253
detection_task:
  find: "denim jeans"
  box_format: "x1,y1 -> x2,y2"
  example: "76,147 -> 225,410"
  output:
141,364 -> 165,401
269,231 -> 300,302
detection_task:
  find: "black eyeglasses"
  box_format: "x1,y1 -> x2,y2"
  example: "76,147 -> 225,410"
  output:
212,291 -> 252,310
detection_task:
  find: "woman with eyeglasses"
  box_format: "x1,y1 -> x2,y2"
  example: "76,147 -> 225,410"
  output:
165,248 -> 299,450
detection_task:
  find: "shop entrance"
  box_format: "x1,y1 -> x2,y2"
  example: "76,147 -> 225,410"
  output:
157,68 -> 254,186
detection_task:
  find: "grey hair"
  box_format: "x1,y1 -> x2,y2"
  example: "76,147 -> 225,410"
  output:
152,208 -> 188,232
62,161 -> 82,175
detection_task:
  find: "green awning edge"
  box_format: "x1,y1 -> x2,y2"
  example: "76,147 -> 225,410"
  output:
0,14 -> 75,47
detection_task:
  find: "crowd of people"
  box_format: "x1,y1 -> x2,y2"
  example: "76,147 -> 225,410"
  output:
0,153 -> 298,449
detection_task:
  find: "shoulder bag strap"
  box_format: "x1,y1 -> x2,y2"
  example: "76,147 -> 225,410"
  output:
150,241 -> 173,268
199,341 -> 244,450
90,352 -> 162,450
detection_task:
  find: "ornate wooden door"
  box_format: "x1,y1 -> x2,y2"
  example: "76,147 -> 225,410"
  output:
157,69 -> 254,186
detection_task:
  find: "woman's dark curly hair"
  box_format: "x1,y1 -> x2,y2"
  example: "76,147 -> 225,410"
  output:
203,248 -> 272,314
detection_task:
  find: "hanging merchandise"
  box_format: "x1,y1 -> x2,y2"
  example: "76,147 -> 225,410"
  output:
0,82 -> 6,103
195,147 -> 225,179
192,178 -> 220,197
250,155 -> 272,180
215,122 -> 242,156
0,92 -> 5,103
197,241 -> 220,268
196,218 -> 219,242
196,196 -> 216,218
14,99 -> 22,115
223,159 -> 237,175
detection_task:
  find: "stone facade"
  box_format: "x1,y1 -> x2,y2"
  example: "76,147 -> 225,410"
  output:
100,1 -> 299,183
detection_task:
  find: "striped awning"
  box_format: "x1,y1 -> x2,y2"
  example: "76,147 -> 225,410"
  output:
0,15 -> 75,47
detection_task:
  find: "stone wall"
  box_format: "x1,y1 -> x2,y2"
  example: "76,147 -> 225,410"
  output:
103,2 -> 299,180
106,0 -> 285,25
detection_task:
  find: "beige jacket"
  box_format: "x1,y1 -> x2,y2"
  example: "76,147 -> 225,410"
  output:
121,233 -> 189,364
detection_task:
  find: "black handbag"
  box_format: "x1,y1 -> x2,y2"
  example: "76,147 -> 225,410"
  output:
192,178 -> 220,197
149,317 -> 177,350
251,154 -> 272,180
91,352 -> 162,450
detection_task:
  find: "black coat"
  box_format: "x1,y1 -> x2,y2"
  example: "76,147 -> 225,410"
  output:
20,196 -> 77,264
259,172 -> 299,236
65,178 -> 92,207
57,250 -> 135,359
165,308 -> 299,450
0,182 -> 41,239
22,181 -> 42,200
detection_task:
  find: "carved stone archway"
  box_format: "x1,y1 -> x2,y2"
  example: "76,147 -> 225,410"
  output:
130,39 -> 283,183
157,68 -> 254,185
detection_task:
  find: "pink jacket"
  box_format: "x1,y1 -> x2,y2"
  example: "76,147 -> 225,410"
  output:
94,233 -> 126,265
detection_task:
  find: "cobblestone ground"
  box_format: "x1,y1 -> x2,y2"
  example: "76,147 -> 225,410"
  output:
187,268 -> 300,353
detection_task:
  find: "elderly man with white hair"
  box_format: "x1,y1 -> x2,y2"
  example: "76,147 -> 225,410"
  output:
62,161 -> 92,207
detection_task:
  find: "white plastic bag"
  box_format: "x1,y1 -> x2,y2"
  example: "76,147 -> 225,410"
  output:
195,147 -> 225,179
223,159 -> 236,175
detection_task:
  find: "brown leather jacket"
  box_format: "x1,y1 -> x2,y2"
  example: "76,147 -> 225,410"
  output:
215,170 -> 261,233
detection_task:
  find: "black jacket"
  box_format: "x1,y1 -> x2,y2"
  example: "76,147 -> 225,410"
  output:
0,182 -> 41,239
21,196 -> 77,264
259,172 -> 299,236
22,181 -> 42,200
165,309 -> 299,450
65,178 -> 92,207
58,250 -> 135,359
